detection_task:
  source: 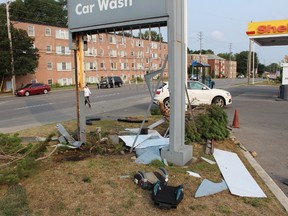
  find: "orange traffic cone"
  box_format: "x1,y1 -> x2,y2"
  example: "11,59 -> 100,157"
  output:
232,109 -> 240,128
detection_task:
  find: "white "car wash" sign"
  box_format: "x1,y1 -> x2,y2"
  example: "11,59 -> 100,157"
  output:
68,0 -> 168,32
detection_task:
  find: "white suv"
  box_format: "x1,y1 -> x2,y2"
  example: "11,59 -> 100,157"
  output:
153,81 -> 232,110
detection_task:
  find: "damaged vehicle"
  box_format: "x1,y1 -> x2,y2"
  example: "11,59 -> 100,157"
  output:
153,81 -> 232,110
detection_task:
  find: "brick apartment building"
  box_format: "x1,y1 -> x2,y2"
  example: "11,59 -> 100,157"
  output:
187,54 -> 237,78
6,22 -> 168,90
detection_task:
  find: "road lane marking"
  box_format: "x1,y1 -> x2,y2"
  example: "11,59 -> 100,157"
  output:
15,103 -> 54,110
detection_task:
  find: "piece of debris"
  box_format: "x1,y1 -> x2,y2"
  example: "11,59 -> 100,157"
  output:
213,148 -> 266,198
205,139 -> 214,155
187,171 -> 201,178
147,118 -> 166,129
119,175 -> 130,179
134,167 -> 168,190
195,179 -> 228,198
201,156 -> 216,165
282,180 -> 288,186
249,150 -> 258,158
152,181 -> 184,209
237,143 -> 247,151
56,123 -> 83,148
135,147 -> 162,164
163,158 -> 169,166
119,130 -> 169,149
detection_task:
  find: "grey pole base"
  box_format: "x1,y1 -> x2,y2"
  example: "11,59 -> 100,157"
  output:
161,145 -> 193,167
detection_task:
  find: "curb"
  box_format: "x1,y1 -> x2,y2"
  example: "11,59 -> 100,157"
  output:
231,135 -> 288,212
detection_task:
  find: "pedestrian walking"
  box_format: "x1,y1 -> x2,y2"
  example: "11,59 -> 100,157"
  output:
84,84 -> 91,108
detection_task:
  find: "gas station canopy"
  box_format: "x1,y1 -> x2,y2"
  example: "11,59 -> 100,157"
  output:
246,19 -> 288,46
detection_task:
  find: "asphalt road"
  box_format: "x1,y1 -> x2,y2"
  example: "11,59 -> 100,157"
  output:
224,84 -> 288,197
1,78 -> 287,197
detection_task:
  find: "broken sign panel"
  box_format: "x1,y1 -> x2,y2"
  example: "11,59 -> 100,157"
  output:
213,149 -> 266,198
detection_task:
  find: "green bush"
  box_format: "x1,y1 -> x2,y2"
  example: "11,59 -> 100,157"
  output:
185,104 -> 229,143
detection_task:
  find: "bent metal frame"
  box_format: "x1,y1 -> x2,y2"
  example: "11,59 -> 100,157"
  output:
67,0 -> 192,166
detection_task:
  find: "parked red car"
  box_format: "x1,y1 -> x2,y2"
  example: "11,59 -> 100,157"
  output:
15,83 -> 51,96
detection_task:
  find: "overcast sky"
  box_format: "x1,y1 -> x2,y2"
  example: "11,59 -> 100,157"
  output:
1,0 -> 287,65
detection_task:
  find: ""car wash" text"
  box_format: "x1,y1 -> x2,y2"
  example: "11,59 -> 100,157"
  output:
75,0 -> 133,15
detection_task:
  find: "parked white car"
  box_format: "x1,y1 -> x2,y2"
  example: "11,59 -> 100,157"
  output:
153,81 -> 232,110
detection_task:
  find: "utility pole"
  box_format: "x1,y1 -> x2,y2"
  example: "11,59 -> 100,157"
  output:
229,43 -> 232,78
198,32 -> 203,81
198,31 -> 203,63
6,0 -> 16,94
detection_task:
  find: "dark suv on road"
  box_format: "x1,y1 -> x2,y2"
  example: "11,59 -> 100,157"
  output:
99,76 -> 123,88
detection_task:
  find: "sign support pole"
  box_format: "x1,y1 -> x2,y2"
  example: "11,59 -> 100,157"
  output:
161,0 -> 193,166
75,33 -> 86,143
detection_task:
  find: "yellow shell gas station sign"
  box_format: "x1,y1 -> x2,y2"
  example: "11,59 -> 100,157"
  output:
246,19 -> 288,36
246,19 -> 288,46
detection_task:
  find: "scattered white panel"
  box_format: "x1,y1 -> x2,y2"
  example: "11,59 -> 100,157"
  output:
119,129 -> 169,149
201,156 -> 216,165
213,149 -> 266,198
187,171 -> 201,178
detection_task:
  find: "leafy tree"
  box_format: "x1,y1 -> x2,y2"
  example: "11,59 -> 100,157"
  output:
257,63 -> 265,75
265,63 -> 281,72
192,49 -> 214,54
218,52 -> 235,61
0,5 -> 39,88
10,0 -> 67,27
138,30 -> 163,42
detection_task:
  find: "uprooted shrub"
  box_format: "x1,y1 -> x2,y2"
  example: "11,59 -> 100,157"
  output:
185,104 -> 229,143
0,133 -> 54,185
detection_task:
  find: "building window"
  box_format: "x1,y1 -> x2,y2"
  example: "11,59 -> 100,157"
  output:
121,62 -> 128,70
89,35 -> 97,42
100,62 -> 105,69
57,62 -> 72,71
46,45 -> 52,53
99,48 -> 104,56
45,28 -> 51,36
152,63 -> 158,70
86,62 -> 97,70
137,63 -> 144,70
131,63 -> 135,69
47,62 -> 53,70
110,62 -> 117,70
151,42 -> 157,49
146,58 -> 149,64
28,25 -> 35,36
57,78 -> 73,86
55,29 -> 69,39
109,49 -> 117,57
137,51 -> 143,58
56,46 -> 71,55
85,48 -> 97,56
119,50 -> 126,57
120,37 -> 126,45
109,36 -> 116,44
48,79 -> 53,85
136,40 -> 143,47
99,34 -> 103,42
151,53 -> 158,59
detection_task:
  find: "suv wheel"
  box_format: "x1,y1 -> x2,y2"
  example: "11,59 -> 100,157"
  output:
163,98 -> 170,110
